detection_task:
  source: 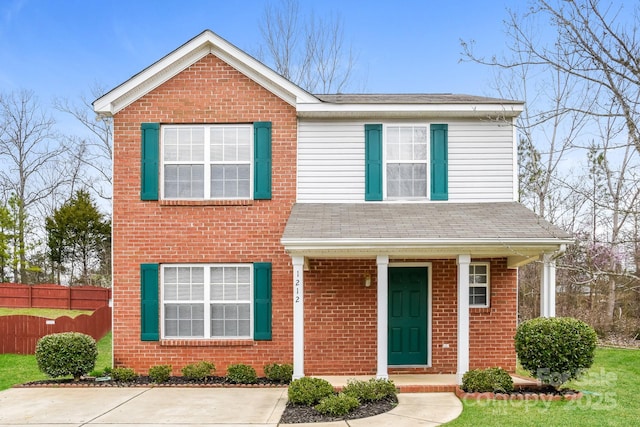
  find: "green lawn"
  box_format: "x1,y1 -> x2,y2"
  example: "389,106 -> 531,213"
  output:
0,332 -> 112,391
444,347 -> 640,426
0,307 -> 93,318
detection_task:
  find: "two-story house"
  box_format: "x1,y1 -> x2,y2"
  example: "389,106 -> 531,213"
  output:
93,30 -> 571,383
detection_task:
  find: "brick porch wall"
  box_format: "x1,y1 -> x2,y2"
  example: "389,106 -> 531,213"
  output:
112,53 -> 296,376
304,258 -> 517,375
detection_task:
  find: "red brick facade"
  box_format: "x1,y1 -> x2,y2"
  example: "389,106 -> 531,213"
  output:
112,54 -> 297,375
112,53 -> 518,376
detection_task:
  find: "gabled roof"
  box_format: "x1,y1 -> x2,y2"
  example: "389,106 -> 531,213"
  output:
93,30 -> 524,120
281,202 -> 571,266
93,30 -> 319,115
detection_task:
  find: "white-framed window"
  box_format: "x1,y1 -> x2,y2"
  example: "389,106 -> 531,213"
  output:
385,125 -> 429,199
162,124 -> 252,200
469,263 -> 490,308
161,264 -> 253,339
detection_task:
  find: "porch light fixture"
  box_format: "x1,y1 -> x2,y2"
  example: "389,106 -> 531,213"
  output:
364,275 -> 371,287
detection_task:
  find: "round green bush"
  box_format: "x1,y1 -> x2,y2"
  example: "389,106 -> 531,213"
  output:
315,393 -> 360,416
288,377 -> 335,405
181,361 -> 215,380
149,364 -> 172,383
343,378 -> 397,402
226,363 -> 257,384
461,367 -> 514,393
264,363 -> 293,383
35,332 -> 97,380
515,317 -> 597,387
111,367 -> 137,382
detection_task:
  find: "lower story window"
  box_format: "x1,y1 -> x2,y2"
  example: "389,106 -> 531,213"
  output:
162,264 -> 252,339
469,263 -> 490,307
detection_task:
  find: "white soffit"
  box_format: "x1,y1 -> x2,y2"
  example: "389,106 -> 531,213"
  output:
93,30 -> 318,115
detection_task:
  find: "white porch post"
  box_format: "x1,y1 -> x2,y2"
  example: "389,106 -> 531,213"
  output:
376,255 -> 389,379
292,256 -> 305,379
457,254 -> 471,385
540,253 -> 556,318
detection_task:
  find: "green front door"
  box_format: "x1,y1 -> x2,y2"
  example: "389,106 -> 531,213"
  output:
388,267 -> 428,365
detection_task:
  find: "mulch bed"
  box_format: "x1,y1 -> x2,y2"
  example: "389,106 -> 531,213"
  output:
280,395 -> 398,424
19,375 -> 287,388
456,385 -> 583,401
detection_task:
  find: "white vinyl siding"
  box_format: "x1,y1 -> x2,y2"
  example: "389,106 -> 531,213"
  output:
298,121 -> 365,202
448,121 -> 514,202
297,119 -> 515,203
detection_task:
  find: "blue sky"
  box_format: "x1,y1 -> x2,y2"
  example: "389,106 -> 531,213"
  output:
1,0 -> 519,106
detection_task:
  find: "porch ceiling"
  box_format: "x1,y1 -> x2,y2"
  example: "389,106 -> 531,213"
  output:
281,202 -> 573,267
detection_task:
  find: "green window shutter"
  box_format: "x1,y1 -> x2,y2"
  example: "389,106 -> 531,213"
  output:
140,263 -> 159,341
253,262 -> 272,340
365,124 -> 383,201
254,122 -> 272,200
141,123 -> 160,201
430,124 -> 448,200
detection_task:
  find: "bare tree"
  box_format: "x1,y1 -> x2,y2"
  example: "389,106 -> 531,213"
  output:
258,0 -> 356,93
464,0 -> 640,155
53,84 -> 113,201
462,0 -> 640,336
0,90 -> 68,283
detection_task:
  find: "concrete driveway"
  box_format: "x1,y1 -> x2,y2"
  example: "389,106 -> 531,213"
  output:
0,387 -> 287,426
0,387 -> 462,426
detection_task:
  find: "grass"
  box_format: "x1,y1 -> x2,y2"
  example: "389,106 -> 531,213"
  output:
0,307 -> 93,318
0,331 -> 112,391
444,347 -> 640,426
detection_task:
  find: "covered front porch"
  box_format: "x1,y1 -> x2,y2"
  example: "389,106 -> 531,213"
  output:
281,202 -> 572,384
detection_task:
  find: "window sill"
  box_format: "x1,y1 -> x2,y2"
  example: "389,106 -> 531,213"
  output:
160,339 -> 256,347
159,200 -> 254,207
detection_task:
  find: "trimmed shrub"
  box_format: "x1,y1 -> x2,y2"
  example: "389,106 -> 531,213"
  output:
149,365 -> 172,383
264,363 -> 293,383
462,367 -> 514,393
35,332 -> 98,380
288,377 -> 335,405
226,363 -> 257,384
315,393 -> 360,416
111,367 -> 137,382
181,361 -> 216,381
515,317 -> 597,388
343,378 -> 397,402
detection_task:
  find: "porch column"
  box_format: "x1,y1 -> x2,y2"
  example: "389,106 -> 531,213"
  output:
376,255 -> 389,379
292,256 -> 305,379
540,253 -> 556,318
457,254 -> 471,385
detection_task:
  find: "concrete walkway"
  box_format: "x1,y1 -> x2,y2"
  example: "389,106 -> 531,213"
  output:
0,387 -> 462,426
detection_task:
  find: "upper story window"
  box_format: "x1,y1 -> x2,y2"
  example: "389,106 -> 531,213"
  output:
469,263 -> 490,308
386,126 -> 428,199
162,125 -> 253,200
364,123 -> 447,202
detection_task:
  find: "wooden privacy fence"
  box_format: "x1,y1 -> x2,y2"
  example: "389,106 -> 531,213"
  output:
0,283 -> 111,310
0,305 -> 112,354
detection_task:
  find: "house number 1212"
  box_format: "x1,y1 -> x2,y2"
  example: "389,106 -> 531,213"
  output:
295,270 -> 301,304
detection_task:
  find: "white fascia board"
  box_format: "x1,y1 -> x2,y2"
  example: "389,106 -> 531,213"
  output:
296,102 -> 524,119
281,237 -> 572,247
93,30 -> 318,115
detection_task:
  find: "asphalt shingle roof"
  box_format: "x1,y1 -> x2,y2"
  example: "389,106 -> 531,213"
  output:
314,94 -> 523,105
282,202 -> 571,241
